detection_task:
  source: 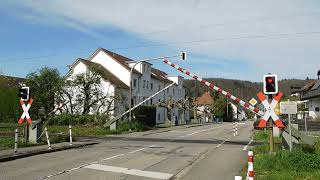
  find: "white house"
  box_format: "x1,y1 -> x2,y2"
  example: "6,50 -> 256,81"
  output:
299,71 -> 320,119
230,103 -> 247,121
64,48 -> 189,125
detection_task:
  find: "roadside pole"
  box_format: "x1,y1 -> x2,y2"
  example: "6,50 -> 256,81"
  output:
268,94 -> 274,153
288,99 -> 292,152
280,100 -> 297,152
288,112 -> 292,152
304,112 -> 307,132
14,129 -> 18,156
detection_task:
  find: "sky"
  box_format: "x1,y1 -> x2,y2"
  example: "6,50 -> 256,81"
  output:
0,0 -> 320,82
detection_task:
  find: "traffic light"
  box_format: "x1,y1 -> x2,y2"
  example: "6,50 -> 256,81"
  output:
18,87 -> 30,101
181,52 -> 187,60
263,74 -> 278,94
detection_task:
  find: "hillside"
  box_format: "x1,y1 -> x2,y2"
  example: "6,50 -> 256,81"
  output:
183,78 -> 313,102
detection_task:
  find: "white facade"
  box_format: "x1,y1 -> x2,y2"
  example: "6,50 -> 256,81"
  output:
65,48 -> 189,124
308,97 -> 320,119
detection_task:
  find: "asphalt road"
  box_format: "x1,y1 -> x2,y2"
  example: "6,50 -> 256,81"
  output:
0,122 -> 254,180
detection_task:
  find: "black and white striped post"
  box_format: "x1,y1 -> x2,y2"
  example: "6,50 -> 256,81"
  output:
69,125 -> 73,146
13,129 -> 18,155
235,122 -> 238,135
44,127 -> 51,150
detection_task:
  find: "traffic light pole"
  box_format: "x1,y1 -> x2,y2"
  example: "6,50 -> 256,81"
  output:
268,94 -> 274,153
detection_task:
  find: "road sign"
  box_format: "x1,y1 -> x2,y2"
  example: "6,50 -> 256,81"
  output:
256,92 -> 285,128
280,101 -> 297,114
18,98 -> 33,125
249,98 -> 258,106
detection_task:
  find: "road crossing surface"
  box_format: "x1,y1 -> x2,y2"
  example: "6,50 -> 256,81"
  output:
0,122 -> 254,180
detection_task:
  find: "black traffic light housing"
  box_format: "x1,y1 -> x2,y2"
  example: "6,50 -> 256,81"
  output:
181,52 -> 187,60
18,87 -> 30,101
263,74 -> 278,95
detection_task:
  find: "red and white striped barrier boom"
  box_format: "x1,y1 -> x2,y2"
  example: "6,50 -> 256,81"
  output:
247,151 -> 254,180
163,59 -> 264,116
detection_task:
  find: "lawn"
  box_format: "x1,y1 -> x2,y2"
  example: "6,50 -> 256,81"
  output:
242,130 -> 320,179
0,121 -> 152,150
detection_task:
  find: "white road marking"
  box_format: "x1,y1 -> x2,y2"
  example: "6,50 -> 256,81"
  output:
85,164 -> 173,180
216,137 -> 230,148
243,139 -> 254,151
169,130 -> 195,133
37,145 -> 156,180
178,125 -> 227,138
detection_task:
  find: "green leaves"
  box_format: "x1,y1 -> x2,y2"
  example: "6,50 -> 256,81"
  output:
25,67 -> 63,117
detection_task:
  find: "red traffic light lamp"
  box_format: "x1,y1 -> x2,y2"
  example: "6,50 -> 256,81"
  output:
263,74 -> 278,95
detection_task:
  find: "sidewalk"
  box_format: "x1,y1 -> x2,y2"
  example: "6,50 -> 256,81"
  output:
0,141 -> 98,163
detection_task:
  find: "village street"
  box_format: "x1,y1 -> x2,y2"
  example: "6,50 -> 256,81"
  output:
0,122 -> 253,180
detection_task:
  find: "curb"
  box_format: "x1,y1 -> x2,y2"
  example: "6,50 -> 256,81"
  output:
0,142 -> 98,163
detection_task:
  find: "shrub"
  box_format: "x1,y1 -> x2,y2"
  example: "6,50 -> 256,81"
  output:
115,121 -> 151,133
47,113 -> 100,125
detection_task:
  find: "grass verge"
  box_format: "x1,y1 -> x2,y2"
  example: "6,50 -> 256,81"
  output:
242,130 -> 320,179
0,121 -> 152,150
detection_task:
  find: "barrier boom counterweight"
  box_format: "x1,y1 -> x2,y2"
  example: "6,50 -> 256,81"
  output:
163,59 -> 264,116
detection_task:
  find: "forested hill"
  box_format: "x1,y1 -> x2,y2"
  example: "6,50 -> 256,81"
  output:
183,78 -> 313,101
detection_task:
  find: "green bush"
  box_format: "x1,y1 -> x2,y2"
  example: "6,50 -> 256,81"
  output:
254,130 -> 269,141
47,113 -> 101,125
116,121 -> 150,133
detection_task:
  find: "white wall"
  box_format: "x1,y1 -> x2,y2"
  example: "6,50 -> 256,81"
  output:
91,51 -> 131,86
63,61 -> 117,116
308,97 -> 320,119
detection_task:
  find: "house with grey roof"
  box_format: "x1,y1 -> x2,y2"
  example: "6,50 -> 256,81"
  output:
299,70 -> 320,119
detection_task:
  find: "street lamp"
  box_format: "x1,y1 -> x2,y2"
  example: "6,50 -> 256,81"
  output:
128,52 -> 187,124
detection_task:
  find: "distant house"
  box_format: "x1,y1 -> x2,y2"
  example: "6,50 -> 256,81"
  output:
297,70 -> 320,119
230,103 -> 247,121
64,48 -> 189,124
194,91 -> 213,122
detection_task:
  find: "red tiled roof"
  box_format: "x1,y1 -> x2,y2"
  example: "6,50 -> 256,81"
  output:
194,91 -> 214,105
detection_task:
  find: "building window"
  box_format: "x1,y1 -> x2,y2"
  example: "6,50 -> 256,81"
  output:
133,79 -> 137,88
143,80 -> 146,88
167,88 -> 169,93
150,98 -> 153,105
143,64 -> 146,73
147,81 -> 149,89
316,107 -> 320,112
158,85 -> 161,91
173,89 -> 175,95
151,83 -> 153,90
158,114 -> 160,121
133,96 -> 137,105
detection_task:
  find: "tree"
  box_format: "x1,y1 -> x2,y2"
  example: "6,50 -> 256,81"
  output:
25,67 -> 64,117
212,96 -> 234,121
59,65 -> 120,116
0,74 -> 21,123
